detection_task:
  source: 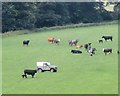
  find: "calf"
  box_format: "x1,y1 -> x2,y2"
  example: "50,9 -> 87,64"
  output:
71,50 -> 82,54
103,48 -> 112,55
98,40 -> 103,43
22,74 -> 27,78
23,40 -> 30,46
23,69 -> 37,78
75,45 -> 83,49
102,36 -> 112,41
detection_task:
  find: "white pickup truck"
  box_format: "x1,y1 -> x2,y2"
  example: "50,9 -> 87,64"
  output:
36,62 -> 57,72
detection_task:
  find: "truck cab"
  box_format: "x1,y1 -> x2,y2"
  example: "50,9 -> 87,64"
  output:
36,62 -> 57,72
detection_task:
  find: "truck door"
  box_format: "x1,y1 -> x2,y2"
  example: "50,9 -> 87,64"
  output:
43,63 -> 50,70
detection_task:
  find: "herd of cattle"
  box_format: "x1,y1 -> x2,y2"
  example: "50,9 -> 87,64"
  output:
22,35 -> 119,78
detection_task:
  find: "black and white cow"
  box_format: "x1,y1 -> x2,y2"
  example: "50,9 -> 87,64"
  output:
102,36 -> 112,41
88,48 -> 97,56
103,48 -> 112,55
71,50 -> 82,54
23,40 -> 30,46
22,69 -> 37,78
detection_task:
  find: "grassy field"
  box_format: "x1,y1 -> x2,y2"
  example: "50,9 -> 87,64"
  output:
0,36 -> 2,95
2,24 -> 118,94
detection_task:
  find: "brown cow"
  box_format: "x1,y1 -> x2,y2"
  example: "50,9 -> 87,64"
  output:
48,38 -> 55,43
75,45 -> 83,49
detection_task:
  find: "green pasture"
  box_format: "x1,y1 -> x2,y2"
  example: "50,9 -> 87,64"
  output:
2,24 -> 118,94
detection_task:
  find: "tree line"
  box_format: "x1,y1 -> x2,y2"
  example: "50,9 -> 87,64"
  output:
2,2 -> 119,33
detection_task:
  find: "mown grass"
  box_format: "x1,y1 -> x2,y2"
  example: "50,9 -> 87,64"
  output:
0,36 -> 2,95
2,24 -> 118,94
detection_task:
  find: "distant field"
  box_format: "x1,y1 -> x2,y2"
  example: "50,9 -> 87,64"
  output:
2,24 -> 118,94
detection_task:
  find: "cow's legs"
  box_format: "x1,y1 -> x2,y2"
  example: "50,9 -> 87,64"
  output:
105,52 -> 107,55
25,75 -> 27,78
32,74 -> 35,78
22,75 -> 24,78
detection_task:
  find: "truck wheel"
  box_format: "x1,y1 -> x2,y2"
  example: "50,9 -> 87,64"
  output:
50,69 -> 54,72
54,70 -> 57,72
38,68 -> 43,72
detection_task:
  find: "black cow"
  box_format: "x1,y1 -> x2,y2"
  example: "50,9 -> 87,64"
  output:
22,69 -> 37,78
98,40 -> 103,43
103,48 -> 112,55
71,50 -> 82,54
84,43 -> 91,51
23,40 -> 30,46
117,50 -> 119,54
102,36 -> 112,41
22,74 -> 27,78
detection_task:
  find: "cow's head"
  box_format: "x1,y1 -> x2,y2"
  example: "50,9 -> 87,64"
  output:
88,43 -> 91,45
27,40 -> 30,42
102,36 -> 105,38
35,70 -> 37,73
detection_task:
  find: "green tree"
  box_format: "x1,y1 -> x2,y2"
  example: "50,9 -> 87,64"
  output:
114,3 -> 120,20
35,2 -> 70,28
2,2 -> 36,32
2,2 -> 117,33
67,2 -> 103,23
2,3 -> 16,32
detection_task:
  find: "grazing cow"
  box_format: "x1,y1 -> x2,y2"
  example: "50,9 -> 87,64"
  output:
103,48 -> 112,55
48,38 -> 55,43
84,44 -> 88,50
84,43 -> 91,51
98,40 -> 103,43
102,36 -> 112,41
23,69 -> 37,78
69,39 -> 78,46
23,40 -> 30,46
48,38 -> 60,45
88,48 -> 97,56
53,38 -> 60,45
75,45 -> 83,49
71,50 -> 82,54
